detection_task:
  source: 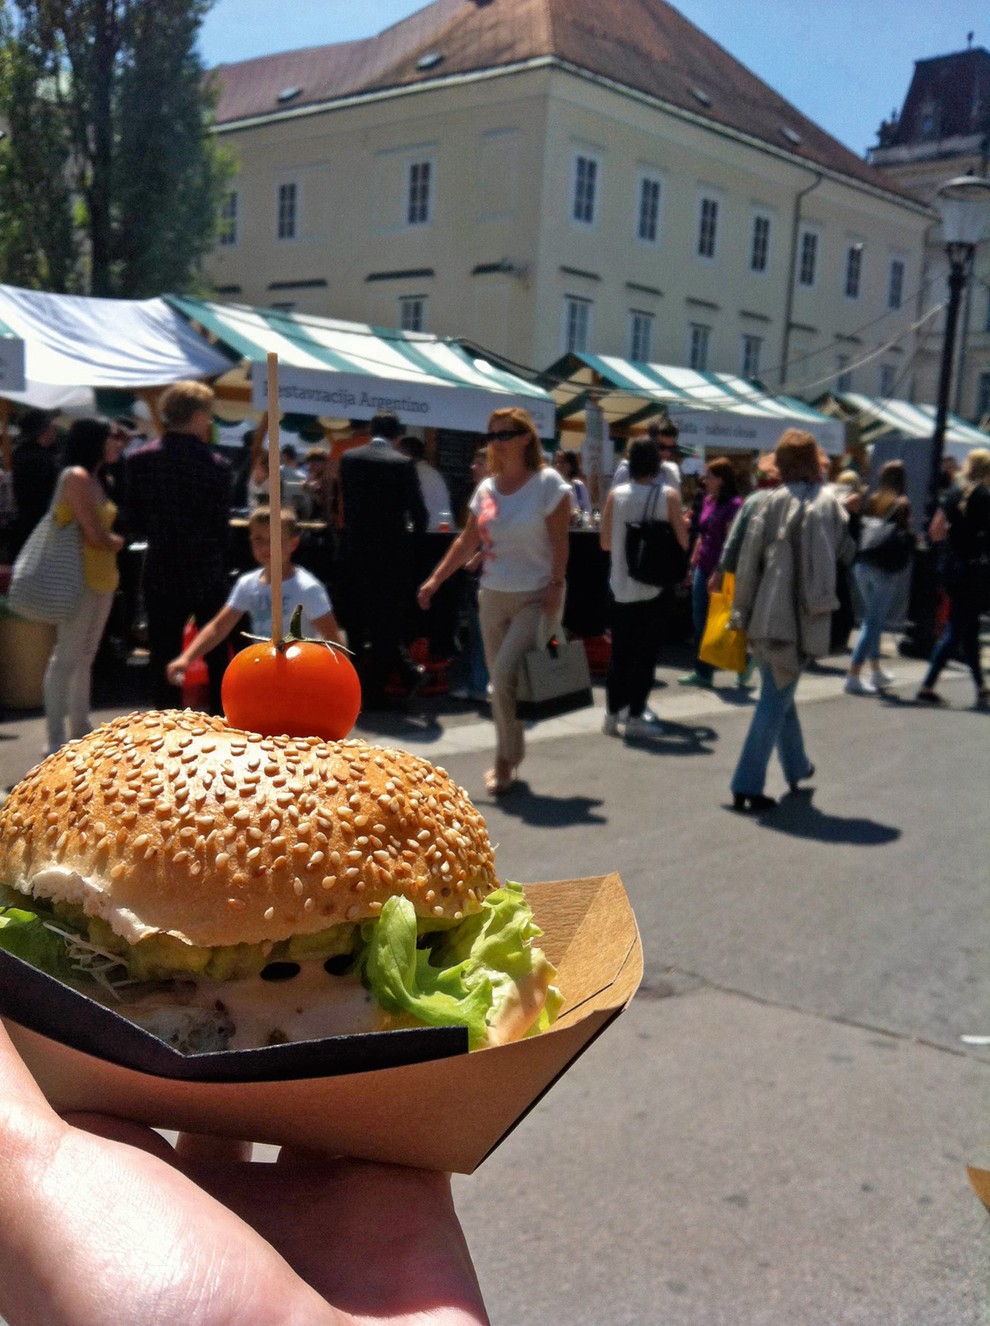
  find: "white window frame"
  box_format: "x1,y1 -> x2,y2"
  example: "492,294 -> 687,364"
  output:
405,158 -> 434,227
696,192 -> 720,260
398,295 -> 427,332
571,152 -> 600,228
741,333 -> 762,380
628,309 -> 654,362
844,244 -> 863,300
749,211 -> 771,273
797,226 -> 819,288
879,363 -> 897,398
688,322 -> 711,371
276,180 -> 299,241
635,172 -> 662,245
562,295 -> 592,354
887,257 -> 906,310
218,188 -> 238,246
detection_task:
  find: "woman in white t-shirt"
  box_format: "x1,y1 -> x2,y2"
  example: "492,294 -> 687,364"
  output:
600,437 -> 688,740
418,408 -> 571,796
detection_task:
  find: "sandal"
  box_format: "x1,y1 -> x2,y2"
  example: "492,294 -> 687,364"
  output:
484,766 -> 517,797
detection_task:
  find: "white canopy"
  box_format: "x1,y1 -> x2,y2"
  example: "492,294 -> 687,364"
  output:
0,283 -> 233,411
168,297 -> 557,438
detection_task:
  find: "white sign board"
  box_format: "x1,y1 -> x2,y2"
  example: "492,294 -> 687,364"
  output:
251,362 -> 557,439
667,407 -> 845,456
0,336 -> 26,392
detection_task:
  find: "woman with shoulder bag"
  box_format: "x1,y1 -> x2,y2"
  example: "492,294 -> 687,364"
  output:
418,408 -> 571,796
600,437 -> 688,739
844,460 -> 913,695
917,447 -> 990,706
42,418 -> 125,754
679,456 -> 743,688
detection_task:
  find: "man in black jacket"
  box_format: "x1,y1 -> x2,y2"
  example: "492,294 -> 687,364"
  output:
123,381 -> 232,712
11,408 -> 59,555
338,411 -> 428,706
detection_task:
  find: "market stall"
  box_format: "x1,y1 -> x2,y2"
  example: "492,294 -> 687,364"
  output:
542,352 -> 847,454
0,283 -> 233,417
817,391 -> 989,464
167,297 -> 557,438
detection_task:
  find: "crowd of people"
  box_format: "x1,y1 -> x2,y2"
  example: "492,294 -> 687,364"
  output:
2,387 -> 989,804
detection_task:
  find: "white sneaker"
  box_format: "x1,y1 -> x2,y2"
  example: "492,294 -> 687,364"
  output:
602,713 -> 622,736
844,675 -> 876,695
871,668 -> 896,688
626,711 -> 665,740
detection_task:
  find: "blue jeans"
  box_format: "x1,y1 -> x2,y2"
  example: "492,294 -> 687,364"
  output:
731,664 -> 811,795
691,567 -> 714,681
849,561 -> 899,668
922,593 -> 984,690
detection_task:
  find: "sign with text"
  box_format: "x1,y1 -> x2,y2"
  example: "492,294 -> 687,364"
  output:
0,336 -> 26,392
667,407 -> 845,455
251,362 -> 556,438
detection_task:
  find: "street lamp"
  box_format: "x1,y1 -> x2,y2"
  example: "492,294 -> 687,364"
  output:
926,176 -> 990,524
902,175 -> 990,657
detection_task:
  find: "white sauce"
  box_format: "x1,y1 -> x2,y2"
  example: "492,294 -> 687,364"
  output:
28,867 -> 157,944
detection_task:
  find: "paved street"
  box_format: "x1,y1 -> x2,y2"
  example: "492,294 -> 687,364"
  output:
1,645 -> 987,1324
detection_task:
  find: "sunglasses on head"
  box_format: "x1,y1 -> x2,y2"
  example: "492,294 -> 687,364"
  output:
486,427 -> 528,442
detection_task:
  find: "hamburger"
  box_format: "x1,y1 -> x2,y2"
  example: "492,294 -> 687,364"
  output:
0,711 -> 560,1053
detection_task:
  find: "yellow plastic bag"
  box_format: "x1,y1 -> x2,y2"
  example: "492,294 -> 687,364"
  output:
699,572 -> 748,673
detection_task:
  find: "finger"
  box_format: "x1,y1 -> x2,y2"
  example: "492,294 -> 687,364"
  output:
174,1132 -> 254,1165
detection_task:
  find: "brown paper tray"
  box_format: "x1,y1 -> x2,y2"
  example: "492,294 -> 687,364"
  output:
1,873 -> 641,1172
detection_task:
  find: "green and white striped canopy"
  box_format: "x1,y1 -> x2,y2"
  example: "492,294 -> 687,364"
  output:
545,352 -> 846,453
829,393 -> 989,460
169,297 -> 556,437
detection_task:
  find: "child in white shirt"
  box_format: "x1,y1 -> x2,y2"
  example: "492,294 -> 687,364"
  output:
167,506 -> 342,686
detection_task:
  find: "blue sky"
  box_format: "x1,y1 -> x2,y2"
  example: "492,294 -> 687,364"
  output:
197,1 -> 984,157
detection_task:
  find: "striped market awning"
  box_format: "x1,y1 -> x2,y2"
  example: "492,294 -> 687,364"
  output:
543,352 -> 847,454
168,297 -> 557,437
826,393 -> 990,461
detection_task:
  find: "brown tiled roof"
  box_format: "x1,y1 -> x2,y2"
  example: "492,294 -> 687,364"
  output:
212,0 -> 915,200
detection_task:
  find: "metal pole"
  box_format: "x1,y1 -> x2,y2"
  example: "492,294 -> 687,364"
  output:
926,251 -> 968,529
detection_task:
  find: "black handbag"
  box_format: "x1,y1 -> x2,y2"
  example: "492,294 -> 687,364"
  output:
856,514 -> 914,573
624,484 -> 687,588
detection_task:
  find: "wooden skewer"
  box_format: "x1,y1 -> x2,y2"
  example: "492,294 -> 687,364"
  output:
267,352 -> 283,645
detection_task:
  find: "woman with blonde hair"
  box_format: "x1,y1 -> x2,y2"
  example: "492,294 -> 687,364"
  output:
844,459 -> 913,694
917,447 -> 990,705
43,418 -> 125,753
418,408 -> 571,794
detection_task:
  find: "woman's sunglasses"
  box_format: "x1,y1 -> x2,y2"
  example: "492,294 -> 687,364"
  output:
486,427 -> 528,442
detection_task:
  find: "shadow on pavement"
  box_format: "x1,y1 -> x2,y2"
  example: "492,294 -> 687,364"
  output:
486,782 -> 607,828
751,792 -> 901,845
624,720 -> 718,756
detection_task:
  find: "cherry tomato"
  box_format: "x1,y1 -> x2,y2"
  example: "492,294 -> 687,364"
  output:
222,640 -> 361,741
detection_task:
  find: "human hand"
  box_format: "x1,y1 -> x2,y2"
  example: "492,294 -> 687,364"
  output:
417,580 -> 436,611
540,581 -> 565,616
0,1022 -> 489,1326
165,656 -> 188,687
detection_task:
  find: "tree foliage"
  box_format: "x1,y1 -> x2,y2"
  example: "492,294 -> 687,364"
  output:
0,0 -> 234,296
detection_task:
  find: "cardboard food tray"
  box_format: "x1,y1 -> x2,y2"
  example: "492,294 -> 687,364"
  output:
1,873 -> 641,1173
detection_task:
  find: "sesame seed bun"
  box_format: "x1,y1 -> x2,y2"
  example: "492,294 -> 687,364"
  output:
0,710 -> 498,950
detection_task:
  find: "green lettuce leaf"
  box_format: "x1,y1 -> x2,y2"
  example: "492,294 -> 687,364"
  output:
362,881 -> 561,1049
0,901 -> 82,982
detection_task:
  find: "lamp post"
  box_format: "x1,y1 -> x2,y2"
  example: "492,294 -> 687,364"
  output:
902,175 -> 990,656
